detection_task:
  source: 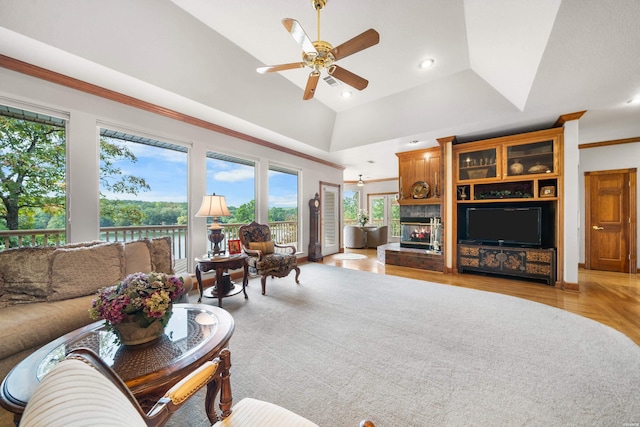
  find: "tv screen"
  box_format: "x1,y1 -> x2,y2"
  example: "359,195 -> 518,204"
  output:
466,207 -> 542,246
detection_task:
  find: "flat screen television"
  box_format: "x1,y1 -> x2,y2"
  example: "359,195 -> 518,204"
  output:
465,207 -> 542,246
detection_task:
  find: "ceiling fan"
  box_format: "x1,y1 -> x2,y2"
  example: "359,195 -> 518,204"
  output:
256,0 -> 380,100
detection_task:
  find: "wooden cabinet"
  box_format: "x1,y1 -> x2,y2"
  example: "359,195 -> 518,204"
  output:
453,128 -> 562,203
458,244 -> 556,285
396,146 -> 442,205
453,127 -> 564,287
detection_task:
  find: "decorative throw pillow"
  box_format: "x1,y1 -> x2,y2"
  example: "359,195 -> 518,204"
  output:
248,241 -> 275,254
49,242 -> 125,302
124,240 -> 153,275
149,237 -> 173,274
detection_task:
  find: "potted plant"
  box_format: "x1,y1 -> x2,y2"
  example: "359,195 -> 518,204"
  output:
89,272 -> 185,346
357,209 -> 369,227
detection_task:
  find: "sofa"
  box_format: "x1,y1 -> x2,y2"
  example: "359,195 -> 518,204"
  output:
0,237 -> 192,382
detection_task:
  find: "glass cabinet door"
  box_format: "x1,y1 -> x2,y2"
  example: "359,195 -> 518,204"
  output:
505,140 -> 554,177
458,148 -> 497,181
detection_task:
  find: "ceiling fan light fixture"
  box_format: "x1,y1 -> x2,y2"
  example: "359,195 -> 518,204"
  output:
357,174 -> 365,187
419,58 -> 435,69
341,90 -> 352,98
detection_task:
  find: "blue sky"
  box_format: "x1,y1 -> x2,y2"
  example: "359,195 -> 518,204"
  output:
100,139 -> 297,209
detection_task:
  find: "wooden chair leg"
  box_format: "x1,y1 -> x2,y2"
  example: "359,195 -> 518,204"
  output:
294,266 -> 301,284
261,275 -> 268,295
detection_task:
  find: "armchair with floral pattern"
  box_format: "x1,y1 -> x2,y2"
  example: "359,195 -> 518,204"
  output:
238,221 -> 300,295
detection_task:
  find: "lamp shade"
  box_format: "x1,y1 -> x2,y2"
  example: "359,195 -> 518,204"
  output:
357,174 -> 365,187
195,194 -> 231,217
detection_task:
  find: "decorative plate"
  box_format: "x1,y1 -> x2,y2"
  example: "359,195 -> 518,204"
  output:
528,163 -> 549,173
410,181 -> 430,199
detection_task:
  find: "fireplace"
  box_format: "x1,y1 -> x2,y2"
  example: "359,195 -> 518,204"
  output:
400,217 -> 442,252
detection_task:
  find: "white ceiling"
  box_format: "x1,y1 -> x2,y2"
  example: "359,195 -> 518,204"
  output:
0,0 -> 639,182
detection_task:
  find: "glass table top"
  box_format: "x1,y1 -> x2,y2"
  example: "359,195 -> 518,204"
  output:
37,305 -> 221,381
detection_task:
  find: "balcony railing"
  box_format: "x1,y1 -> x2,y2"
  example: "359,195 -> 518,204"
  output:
0,221 -> 299,259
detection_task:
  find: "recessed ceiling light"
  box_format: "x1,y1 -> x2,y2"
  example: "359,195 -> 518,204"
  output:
418,58 -> 435,69
341,90 -> 352,98
409,140 -> 419,145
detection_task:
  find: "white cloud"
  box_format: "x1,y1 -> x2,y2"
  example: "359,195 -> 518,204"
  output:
214,167 -> 254,182
268,194 -> 298,208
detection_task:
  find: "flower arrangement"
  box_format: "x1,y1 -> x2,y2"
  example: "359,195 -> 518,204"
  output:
89,272 -> 185,330
357,209 -> 369,227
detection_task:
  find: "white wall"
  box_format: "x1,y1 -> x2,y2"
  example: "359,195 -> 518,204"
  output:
579,141 -> 640,267
0,67 -> 343,272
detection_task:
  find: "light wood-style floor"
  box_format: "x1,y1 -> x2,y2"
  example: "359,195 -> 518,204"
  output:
321,249 -> 640,346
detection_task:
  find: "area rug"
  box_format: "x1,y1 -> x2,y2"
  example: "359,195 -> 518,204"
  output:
332,253 -> 368,260
169,264 -> 640,427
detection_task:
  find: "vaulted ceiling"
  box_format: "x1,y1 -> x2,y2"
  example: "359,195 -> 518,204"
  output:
0,0 -> 639,181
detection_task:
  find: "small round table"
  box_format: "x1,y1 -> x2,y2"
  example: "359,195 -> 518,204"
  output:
0,304 -> 234,425
195,253 -> 249,307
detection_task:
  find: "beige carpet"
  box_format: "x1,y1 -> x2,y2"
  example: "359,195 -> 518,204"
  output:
165,263 -> 639,426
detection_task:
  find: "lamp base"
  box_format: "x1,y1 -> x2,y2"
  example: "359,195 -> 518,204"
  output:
208,229 -> 225,256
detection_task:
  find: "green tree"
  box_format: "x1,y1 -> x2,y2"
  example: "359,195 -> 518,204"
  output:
0,117 -> 65,230
99,137 -> 151,225
233,200 -> 255,223
343,192 -> 358,220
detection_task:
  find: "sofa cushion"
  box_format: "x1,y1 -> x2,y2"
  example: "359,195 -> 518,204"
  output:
124,240 -> 153,275
49,242 -> 125,302
0,295 -> 96,361
248,241 -> 275,254
149,236 -> 173,274
0,246 -> 57,307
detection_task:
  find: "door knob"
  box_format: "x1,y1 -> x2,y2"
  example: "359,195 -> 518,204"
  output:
592,225 -> 604,230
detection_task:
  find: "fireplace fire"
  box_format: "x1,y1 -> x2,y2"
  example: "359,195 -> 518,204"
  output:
400,217 -> 442,252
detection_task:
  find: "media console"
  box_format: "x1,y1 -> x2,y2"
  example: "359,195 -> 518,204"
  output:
457,243 -> 556,285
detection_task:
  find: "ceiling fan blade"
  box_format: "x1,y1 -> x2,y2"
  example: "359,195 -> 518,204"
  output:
303,71 -> 320,100
331,28 -> 380,61
282,18 -> 317,55
257,62 -> 305,74
329,66 -> 369,90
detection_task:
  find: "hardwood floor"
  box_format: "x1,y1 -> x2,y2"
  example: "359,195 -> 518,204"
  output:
321,249 -> 640,346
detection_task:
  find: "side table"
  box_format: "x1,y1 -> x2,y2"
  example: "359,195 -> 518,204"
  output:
195,254 -> 249,307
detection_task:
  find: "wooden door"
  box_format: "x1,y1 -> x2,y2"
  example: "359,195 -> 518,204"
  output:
585,169 -> 636,273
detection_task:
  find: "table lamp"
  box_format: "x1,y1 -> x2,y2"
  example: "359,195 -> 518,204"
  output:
195,193 -> 231,256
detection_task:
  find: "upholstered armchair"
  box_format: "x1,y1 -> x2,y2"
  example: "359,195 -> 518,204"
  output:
238,221 -> 301,295
19,347 -> 375,427
366,225 -> 388,248
344,225 -> 366,248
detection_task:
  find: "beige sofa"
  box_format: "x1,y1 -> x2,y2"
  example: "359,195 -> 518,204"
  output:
0,237 -> 191,381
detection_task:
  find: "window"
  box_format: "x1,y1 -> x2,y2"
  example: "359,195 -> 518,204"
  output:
367,193 -> 400,240
0,104 -> 67,248
99,129 -> 188,264
206,152 -> 256,228
343,190 -> 359,226
268,166 -> 299,246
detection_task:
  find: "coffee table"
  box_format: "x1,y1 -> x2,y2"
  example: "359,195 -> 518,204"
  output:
0,303 -> 234,425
